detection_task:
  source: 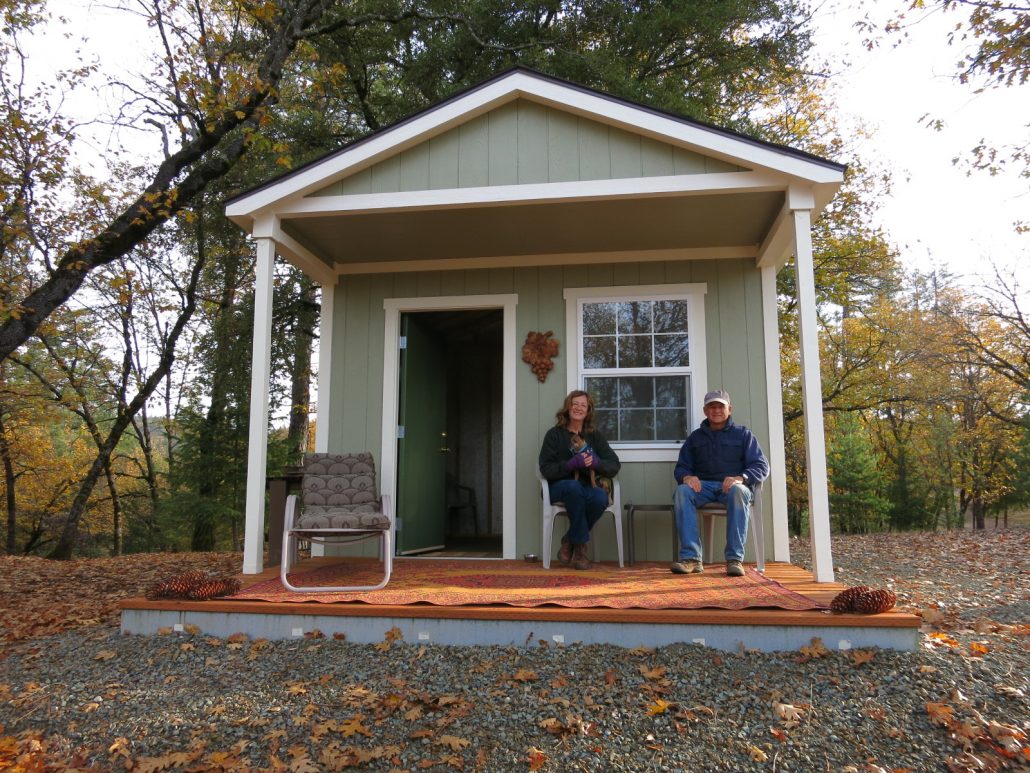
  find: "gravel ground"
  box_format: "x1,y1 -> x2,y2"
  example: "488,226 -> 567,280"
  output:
1,529 -> 1027,772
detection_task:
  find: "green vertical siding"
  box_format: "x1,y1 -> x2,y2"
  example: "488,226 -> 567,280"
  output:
328,258 -> 771,564
311,100 -> 746,197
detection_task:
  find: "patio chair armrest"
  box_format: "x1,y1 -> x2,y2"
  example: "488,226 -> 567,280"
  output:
284,494 -> 299,530
536,469 -> 554,508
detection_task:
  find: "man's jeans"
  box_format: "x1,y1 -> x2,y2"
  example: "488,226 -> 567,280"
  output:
548,478 -> 609,545
673,479 -> 752,562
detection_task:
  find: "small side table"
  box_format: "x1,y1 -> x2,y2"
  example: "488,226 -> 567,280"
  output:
624,503 -> 678,565
266,467 -> 304,566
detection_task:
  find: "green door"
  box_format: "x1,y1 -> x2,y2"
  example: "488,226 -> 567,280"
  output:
396,314 -> 448,553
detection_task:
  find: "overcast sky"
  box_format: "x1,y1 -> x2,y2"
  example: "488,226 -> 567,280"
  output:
810,0 -> 1029,291
40,0 -> 1030,293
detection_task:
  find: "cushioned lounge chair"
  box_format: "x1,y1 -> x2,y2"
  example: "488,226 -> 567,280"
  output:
280,452 -> 393,592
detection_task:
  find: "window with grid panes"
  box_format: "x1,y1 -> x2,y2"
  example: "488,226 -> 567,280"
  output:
576,293 -> 701,448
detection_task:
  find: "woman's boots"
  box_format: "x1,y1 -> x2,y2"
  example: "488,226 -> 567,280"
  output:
557,535 -> 573,564
557,536 -> 592,570
572,543 -> 592,571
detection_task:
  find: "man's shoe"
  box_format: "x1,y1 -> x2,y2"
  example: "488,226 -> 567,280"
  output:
726,560 -> 745,577
557,536 -> 573,565
572,543 -> 592,570
670,560 -> 704,575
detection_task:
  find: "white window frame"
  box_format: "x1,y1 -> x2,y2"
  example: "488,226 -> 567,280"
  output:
564,283 -> 708,462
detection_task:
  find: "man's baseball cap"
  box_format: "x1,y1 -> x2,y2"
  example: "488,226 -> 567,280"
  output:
703,389 -> 731,407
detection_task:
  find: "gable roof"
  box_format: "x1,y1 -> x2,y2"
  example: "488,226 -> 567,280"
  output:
228,66 -> 843,210
226,67 -> 845,277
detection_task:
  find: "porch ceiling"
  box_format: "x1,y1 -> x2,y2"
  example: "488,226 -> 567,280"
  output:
280,190 -> 785,265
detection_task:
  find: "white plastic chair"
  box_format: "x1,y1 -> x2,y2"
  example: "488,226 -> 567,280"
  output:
537,469 -> 624,569
698,480 -> 765,572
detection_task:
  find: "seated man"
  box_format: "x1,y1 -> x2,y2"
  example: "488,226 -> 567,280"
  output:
672,390 -> 769,577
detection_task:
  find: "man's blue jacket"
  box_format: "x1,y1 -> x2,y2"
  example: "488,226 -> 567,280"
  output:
673,417 -> 769,485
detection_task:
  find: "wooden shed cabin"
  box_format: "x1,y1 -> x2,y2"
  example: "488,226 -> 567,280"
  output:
223,66 -> 842,583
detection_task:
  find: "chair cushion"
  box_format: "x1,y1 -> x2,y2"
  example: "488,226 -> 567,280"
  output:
296,506 -> 391,530
301,452 -> 378,509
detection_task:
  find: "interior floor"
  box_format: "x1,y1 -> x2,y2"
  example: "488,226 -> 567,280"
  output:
418,536 -> 502,558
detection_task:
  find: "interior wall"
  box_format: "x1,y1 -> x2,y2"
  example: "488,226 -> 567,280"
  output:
446,319 -> 503,537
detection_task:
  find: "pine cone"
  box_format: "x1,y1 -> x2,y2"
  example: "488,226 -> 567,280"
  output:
186,577 -> 242,601
146,570 -> 208,600
830,585 -> 870,614
854,588 -> 896,614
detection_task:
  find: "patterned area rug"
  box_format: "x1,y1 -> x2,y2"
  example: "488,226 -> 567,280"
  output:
232,559 -> 827,611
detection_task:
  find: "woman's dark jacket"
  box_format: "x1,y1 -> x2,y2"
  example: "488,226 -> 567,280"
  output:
538,426 -> 621,483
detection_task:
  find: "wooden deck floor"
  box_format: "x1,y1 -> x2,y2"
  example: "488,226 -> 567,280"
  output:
120,558 -> 920,651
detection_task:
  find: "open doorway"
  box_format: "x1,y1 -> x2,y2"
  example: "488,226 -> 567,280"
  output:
396,309 -> 503,557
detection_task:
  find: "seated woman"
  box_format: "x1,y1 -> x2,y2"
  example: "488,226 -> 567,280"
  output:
538,390 -> 621,569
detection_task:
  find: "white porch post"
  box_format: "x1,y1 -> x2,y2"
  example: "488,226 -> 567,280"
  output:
761,265 -> 791,563
242,237 -> 276,574
791,207 -> 835,582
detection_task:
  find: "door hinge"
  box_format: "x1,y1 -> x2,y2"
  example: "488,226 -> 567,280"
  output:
397,425 -> 405,439
395,517 -> 402,531
399,336 -> 407,349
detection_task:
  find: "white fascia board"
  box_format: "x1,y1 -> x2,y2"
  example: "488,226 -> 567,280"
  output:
516,76 -> 846,184
226,77 -> 529,217
275,170 -> 784,218
225,70 -> 843,219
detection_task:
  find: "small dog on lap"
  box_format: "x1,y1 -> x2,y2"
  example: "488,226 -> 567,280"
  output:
569,432 -> 613,504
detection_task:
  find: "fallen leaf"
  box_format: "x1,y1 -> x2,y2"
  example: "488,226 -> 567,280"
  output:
924,632 -> 959,649
926,702 -> 955,726
798,637 -> 829,659
774,701 -> 804,723
437,734 -> 470,751
647,699 -> 672,716
849,650 -> 875,666
640,665 -> 667,680
527,747 -> 547,771
968,641 -> 989,657
339,716 -> 372,738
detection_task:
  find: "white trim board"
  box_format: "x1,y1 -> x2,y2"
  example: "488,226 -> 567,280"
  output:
381,295 -> 519,560
226,70 -> 844,225
334,247 -> 757,276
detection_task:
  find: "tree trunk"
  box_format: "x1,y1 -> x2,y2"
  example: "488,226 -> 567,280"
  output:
971,497 -> 986,530
104,462 -> 122,556
0,407 -> 16,554
190,222 -> 245,551
286,275 -> 317,464
131,411 -> 162,544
